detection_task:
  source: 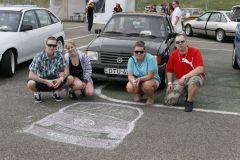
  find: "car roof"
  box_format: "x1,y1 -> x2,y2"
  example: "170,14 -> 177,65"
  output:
113,12 -> 167,17
0,6 -> 46,12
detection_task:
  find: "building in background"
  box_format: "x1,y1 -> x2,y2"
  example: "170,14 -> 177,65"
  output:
49,0 -> 135,24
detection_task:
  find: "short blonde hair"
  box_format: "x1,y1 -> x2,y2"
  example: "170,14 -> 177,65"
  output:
65,41 -> 76,48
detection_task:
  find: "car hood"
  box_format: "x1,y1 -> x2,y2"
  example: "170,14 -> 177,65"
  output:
87,36 -> 165,54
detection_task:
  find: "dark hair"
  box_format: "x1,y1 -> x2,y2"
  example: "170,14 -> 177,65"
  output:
46,36 -> 57,44
173,0 -> 179,5
134,40 -> 145,50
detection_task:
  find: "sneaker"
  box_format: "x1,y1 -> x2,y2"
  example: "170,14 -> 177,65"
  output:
34,92 -> 42,103
68,90 -> 78,100
185,101 -> 193,112
81,90 -> 86,97
52,91 -> 63,102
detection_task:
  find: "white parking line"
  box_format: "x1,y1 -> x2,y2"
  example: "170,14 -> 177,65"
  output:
188,40 -> 219,44
198,48 -> 232,52
65,34 -> 93,42
95,84 -> 240,116
65,26 -> 85,30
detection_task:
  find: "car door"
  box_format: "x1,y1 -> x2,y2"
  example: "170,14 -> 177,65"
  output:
18,10 -> 40,62
35,9 -> 63,50
206,12 -> 224,37
191,12 -> 211,35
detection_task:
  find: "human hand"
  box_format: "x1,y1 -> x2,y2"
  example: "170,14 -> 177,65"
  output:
52,78 -> 62,89
46,80 -> 55,88
178,76 -> 186,86
166,84 -> 173,94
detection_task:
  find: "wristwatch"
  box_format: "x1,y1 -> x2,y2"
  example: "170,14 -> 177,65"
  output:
183,75 -> 187,80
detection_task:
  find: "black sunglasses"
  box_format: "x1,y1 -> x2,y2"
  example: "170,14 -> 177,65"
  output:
175,40 -> 186,45
134,50 -> 144,54
47,44 -> 57,48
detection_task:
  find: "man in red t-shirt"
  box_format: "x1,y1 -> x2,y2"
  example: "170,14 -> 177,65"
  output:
164,34 -> 205,112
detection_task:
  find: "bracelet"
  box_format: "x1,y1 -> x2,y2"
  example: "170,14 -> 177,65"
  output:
168,82 -> 172,85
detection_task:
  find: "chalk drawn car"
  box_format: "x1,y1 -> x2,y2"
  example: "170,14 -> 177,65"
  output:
86,12 -> 176,89
0,6 -> 65,77
23,102 -> 143,150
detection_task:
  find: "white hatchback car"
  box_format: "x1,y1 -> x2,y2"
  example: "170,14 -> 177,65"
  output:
0,6 -> 65,77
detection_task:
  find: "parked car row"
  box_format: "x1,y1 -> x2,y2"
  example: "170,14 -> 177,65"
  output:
0,6 -> 65,77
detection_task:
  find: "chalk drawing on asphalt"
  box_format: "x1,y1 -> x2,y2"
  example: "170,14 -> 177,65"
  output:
22,102 -> 143,150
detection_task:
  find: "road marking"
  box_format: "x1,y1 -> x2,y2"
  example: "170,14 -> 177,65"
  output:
95,84 -> 240,116
65,26 -> 85,30
21,102 -> 143,150
189,40 -> 219,44
199,48 -> 231,52
65,34 -> 94,42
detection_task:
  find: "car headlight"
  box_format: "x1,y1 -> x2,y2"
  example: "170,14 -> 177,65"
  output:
87,51 -> 98,61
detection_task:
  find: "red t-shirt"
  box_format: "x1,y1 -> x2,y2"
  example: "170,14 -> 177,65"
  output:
166,46 -> 206,79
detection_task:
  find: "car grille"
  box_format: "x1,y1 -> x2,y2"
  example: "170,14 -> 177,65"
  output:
100,52 -> 131,65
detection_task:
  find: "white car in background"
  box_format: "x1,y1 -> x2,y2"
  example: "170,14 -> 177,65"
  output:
0,6 -> 65,77
184,10 -> 238,42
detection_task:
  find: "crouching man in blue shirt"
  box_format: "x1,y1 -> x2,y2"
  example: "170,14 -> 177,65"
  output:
27,36 -> 73,103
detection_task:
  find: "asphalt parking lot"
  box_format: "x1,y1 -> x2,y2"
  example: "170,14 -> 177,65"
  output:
0,22 -> 240,160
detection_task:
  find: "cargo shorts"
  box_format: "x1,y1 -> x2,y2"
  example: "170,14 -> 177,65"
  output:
164,75 -> 204,106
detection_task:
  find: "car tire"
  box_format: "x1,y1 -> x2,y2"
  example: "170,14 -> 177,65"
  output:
232,47 -> 239,69
57,38 -> 64,52
0,50 -> 16,77
159,71 -> 166,89
216,29 -> 226,42
185,25 -> 193,36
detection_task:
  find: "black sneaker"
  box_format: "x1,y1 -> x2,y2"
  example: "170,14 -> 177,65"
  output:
34,92 -> 42,103
52,91 -> 63,102
68,90 -> 78,100
185,101 -> 193,112
81,90 -> 86,97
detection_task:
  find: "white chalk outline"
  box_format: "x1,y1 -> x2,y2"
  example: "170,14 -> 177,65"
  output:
95,83 -> 240,116
22,102 -> 143,150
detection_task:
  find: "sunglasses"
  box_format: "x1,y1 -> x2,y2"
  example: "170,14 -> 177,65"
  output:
47,44 -> 57,48
134,50 -> 144,54
175,40 -> 186,45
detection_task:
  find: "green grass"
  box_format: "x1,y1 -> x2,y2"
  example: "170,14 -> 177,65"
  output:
0,0 -> 239,11
136,0 -> 240,11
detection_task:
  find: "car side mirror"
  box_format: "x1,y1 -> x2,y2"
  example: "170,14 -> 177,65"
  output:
95,29 -> 101,34
20,24 -> 33,32
167,33 -> 177,40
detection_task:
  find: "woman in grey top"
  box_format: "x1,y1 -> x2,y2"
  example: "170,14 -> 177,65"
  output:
64,41 -> 94,99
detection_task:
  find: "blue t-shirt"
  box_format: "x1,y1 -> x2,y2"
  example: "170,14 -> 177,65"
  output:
127,53 -> 160,83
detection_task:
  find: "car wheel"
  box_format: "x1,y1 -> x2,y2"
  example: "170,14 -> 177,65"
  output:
158,71 -> 166,89
0,50 -> 16,77
232,47 -> 239,69
185,25 -> 193,36
216,29 -> 226,42
57,38 -> 64,52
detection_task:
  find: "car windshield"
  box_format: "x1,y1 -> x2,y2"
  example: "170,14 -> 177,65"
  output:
0,10 -> 22,32
182,9 -> 193,16
102,15 -> 166,38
